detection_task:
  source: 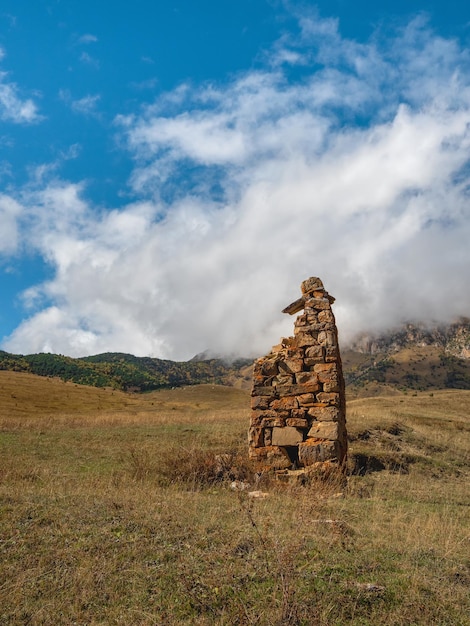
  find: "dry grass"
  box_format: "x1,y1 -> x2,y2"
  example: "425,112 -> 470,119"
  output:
0,372 -> 469,625
344,344 -> 470,395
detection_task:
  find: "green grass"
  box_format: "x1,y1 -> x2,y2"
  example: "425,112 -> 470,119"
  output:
0,372 -> 469,625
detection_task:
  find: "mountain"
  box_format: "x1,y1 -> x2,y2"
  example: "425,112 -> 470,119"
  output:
0,319 -> 469,394
347,318 -> 470,359
0,350 -> 252,392
343,318 -> 470,395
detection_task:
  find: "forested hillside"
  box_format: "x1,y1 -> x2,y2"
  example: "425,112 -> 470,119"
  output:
0,350 -> 251,391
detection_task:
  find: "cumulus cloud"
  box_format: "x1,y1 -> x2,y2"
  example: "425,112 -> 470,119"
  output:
0,48 -> 40,123
4,14 -> 470,359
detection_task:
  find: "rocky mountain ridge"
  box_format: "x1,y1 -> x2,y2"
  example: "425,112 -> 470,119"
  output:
347,318 -> 470,360
342,319 -> 470,395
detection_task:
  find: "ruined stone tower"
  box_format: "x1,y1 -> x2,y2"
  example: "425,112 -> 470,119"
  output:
249,277 -> 347,471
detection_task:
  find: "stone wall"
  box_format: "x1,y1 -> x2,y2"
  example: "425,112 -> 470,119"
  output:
249,277 -> 347,471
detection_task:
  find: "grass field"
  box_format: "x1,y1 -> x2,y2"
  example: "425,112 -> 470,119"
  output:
0,371 -> 469,625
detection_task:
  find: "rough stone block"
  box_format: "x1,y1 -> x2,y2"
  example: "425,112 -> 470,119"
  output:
313,362 -> 337,374
252,409 -> 278,422
294,314 -> 308,326
301,277 -> 324,293
274,374 -> 294,386
298,393 -> 316,406
318,330 -> 337,347
252,373 -> 266,386
305,345 -> 324,359
279,358 -> 304,374
304,297 -> 330,310
261,416 -> 286,428
315,392 -> 340,406
271,397 -> 299,410
286,346 -> 304,357
251,386 -> 277,397
248,427 -> 265,447
306,313 -> 319,324
281,337 -> 296,347
261,359 -> 279,377
317,370 -> 339,384
293,331 -> 318,346
253,358 -> 264,374
304,323 -> 324,332
307,406 -> 340,422
295,371 -> 319,385
276,382 -> 320,396
286,417 -> 309,428
325,346 -> 339,362
272,426 -> 304,446
318,310 -> 335,323
298,440 -> 339,465
251,396 -> 270,410
297,382 -> 321,394
318,322 -> 336,332
304,357 -> 323,367
307,422 -> 339,440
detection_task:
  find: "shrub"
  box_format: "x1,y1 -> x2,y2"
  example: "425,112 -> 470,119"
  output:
124,444 -> 254,488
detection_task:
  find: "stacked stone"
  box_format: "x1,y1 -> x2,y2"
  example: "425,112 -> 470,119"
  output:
249,277 -> 347,471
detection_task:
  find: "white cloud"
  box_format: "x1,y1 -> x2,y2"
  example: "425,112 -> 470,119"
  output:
0,46 -> 41,123
4,14 -> 470,359
0,194 -> 22,254
59,90 -> 101,116
78,34 -> 98,44
60,143 -> 81,160
79,51 -> 99,69
0,71 -> 40,123
71,94 -> 101,115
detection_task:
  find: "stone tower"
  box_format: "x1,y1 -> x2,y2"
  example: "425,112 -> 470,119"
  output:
249,277 -> 347,471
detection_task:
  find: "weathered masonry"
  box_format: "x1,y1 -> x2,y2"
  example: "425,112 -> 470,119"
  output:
249,277 -> 347,471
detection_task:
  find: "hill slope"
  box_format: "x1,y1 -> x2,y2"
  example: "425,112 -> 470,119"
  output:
0,349 -> 252,392
343,319 -> 470,395
1,319 -> 469,394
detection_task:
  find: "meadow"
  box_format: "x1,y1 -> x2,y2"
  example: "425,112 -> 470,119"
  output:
0,371 -> 469,625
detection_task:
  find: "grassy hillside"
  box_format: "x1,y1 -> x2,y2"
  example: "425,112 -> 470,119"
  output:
343,318 -> 470,394
0,372 -> 469,625
0,349 -> 252,392
343,345 -> 470,396
2,343 -> 470,396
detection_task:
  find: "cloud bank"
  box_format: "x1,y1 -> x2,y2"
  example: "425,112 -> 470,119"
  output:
3,14 -> 470,359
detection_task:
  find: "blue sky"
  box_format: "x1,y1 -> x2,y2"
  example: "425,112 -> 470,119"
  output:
1,1 -> 470,359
